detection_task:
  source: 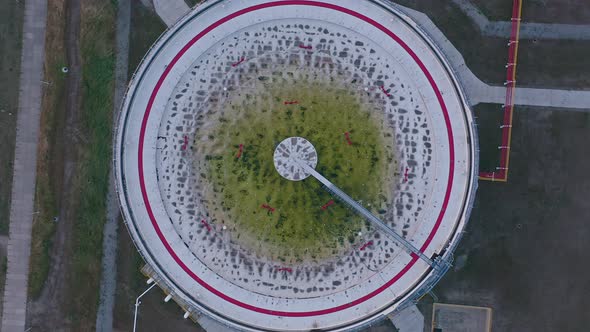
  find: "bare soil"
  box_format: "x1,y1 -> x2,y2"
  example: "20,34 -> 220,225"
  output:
28,0 -> 83,329
435,108 -> 590,332
28,0 -> 67,300
472,0 -> 590,24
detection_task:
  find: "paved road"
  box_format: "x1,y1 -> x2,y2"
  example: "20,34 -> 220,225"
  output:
1,0 -> 48,331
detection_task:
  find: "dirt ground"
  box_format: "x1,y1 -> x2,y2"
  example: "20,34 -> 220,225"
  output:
434,107 -> 590,332
28,0 -> 67,300
27,0 -> 82,329
0,0 -> 24,234
395,0 -> 590,88
472,0 -> 590,24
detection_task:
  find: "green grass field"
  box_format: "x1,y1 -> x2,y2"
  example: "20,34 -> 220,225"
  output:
67,0 -> 115,327
196,81 -> 397,262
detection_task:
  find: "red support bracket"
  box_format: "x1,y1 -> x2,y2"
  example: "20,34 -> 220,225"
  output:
359,241 -> 374,251
344,132 -> 353,146
232,56 -> 246,67
321,200 -> 335,210
276,267 -> 293,273
261,204 -> 276,213
235,144 -> 244,159
201,219 -> 211,232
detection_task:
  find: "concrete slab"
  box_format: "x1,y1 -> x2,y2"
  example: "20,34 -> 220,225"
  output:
390,304 -> 425,332
432,303 -> 492,332
153,0 -> 190,27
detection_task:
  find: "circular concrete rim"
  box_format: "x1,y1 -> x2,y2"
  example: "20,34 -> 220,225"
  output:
273,136 -> 318,181
114,0 -> 478,330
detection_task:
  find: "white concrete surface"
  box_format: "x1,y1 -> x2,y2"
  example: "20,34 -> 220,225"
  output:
153,0 -> 190,27
390,304 -> 425,332
115,0 -> 477,330
273,137 -> 317,181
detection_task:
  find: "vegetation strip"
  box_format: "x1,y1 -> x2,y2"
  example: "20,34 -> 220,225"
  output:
67,0 -> 116,328
28,0 -> 66,299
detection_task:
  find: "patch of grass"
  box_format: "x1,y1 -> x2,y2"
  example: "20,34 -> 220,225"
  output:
113,227 -> 145,329
474,103 -> 504,173
0,0 -> 24,234
197,81 -> 396,262
470,0 -> 513,21
28,0 -> 67,298
185,0 -> 201,8
128,2 -> 165,76
66,0 -> 115,328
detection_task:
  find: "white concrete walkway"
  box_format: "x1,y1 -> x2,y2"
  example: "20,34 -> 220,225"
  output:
153,0 -> 190,27
1,0 -> 47,331
452,0 -> 590,40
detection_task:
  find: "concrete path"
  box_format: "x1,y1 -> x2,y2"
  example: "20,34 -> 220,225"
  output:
95,0 -> 130,331
474,85 -> 590,110
390,304 -> 425,332
0,0 -> 48,331
394,3 -> 590,110
452,0 -> 590,40
153,0 -> 190,27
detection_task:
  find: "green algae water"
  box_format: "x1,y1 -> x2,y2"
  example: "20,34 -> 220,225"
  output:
194,79 -> 397,262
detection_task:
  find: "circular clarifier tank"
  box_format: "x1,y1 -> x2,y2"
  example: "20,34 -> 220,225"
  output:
114,0 -> 478,330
